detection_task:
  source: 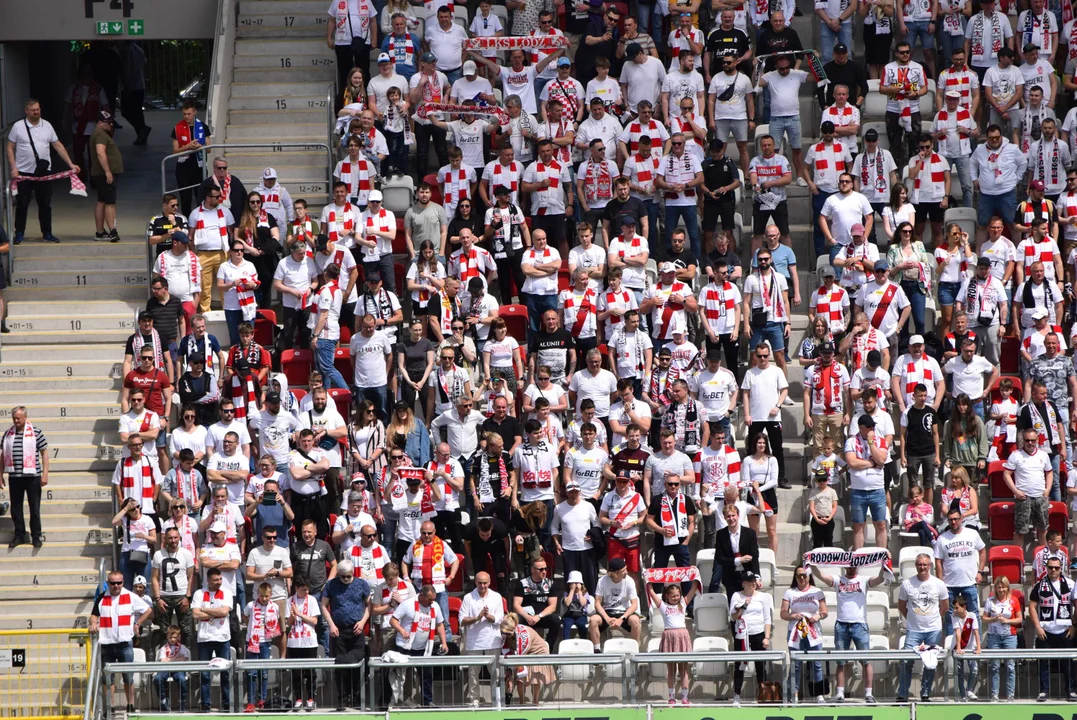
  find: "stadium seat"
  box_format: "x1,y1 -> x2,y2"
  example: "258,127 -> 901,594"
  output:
693,593 -> 729,635
987,461 -> 1013,500
989,375 -> 1022,401
899,546 -> 934,579
696,548 -> 715,588
281,348 -> 314,386
328,387 -> 352,419
382,174 -> 415,214
292,388 -> 307,403
819,591 -> 838,634
860,121 -> 888,149
988,545 -> 1023,584
868,634 -> 891,675
334,347 -> 351,381
863,80 -> 887,119
498,304 -> 529,339
558,639 -> 595,681
989,502 -> 1016,543
918,79 -> 937,116
1000,335 -> 1020,375
448,596 -> 461,637
393,219 -> 408,255
866,591 -> 890,633
896,503 -> 932,544
601,638 -> 638,679
558,268 -> 571,292
1050,502 -> 1069,537
692,636 -> 730,678
943,207 -> 977,240
254,309 -> 277,347
644,636 -> 666,674
339,326 -> 352,344
758,548 -> 777,587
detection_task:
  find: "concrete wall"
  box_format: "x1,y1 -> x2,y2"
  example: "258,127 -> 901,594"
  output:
0,0 -> 216,40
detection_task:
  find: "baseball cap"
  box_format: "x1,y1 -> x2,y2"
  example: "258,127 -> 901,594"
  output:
262,167 -> 277,179
977,256 -> 992,267
820,264 -> 836,278
188,352 -> 206,365
865,128 -> 879,141
265,392 -> 281,403
620,215 -> 636,226
494,184 -> 511,196
834,43 -> 849,54
420,52 -> 437,63
557,56 -> 572,67
1024,41 -> 1040,52
659,261 -> 676,274
873,259 -> 889,271
365,267 -> 382,282
133,575 -> 147,587
378,52 -> 392,64
741,571 -> 758,583
945,90 -> 961,99
706,346 -> 723,361
813,468 -> 830,481
209,521 -> 227,534
820,120 -> 836,133
99,110 -> 114,124
819,342 -> 836,354
468,277 -> 485,292
171,230 -> 190,244
909,334 -> 925,345
463,59 -> 478,76
850,223 -> 865,236
1030,180 -> 1045,191
609,558 -> 627,572
367,189 -> 384,202
625,42 -> 643,59
857,414 -> 876,428
1031,307 -> 1049,319
315,233 -> 330,251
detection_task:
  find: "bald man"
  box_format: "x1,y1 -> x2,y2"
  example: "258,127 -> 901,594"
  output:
459,570 -> 505,704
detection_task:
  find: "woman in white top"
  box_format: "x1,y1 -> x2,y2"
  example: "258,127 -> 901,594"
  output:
730,571 -> 773,704
216,241 -> 261,347
780,566 -> 829,703
645,580 -> 699,705
406,240 -> 446,335
113,499 -> 158,590
881,184 -> 915,246
482,317 -> 523,393
170,407 -> 208,469
287,580 -> 322,709
522,365 -> 569,422
742,431 -> 779,553
981,575 -> 1021,701
886,220 -> 932,336
349,399 -> 387,487
933,223 -> 976,335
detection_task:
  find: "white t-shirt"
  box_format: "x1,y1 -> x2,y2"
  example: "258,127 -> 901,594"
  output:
831,573 -> 870,624
782,587 -> 825,645
216,260 -> 259,311
844,433 -> 886,491
248,408 -> 300,467
519,246 -> 562,295
982,63 -> 1023,106
368,73 -> 409,114
708,72 -> 753,120
450,76 -> 493,104
730,591 -> 774,637
350,330 -> 393,387
933,527 -> 985,587
483,336 -> 519,368
153,547 -> 196,597
273,255 -> 319,310
206,451 -> 248,505
392,599 -> 445,651
821,192 -> 874,247
621,57 -> 667,112
661,69 -> 706,119
763,69 -> 808,117
192,587 -> 234,642
943,354 -> 995,399
246,544 -> 293,600
287,448 -> 330,496
898,575 -> 949,632
1020,57 -> 1056,105
596,574 -> 638,614
447,119 -> 488,170
568,368 -> 619,417
551,500 -> 598,551
199,543 -> 242,595
564,446 -> 609,497
740,364 -> 789,420
499,65 -> 539,114
1003,447 -> 1052,495
7,118 -> 58,174
298,406 -> 346,467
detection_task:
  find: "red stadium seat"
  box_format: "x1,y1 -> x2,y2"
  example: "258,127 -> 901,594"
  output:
988,545 -> 1024,585
448,567 -> 464,593
335,347 -> 352,382
987,461 -> 1013,500
423,174 -> 442,205
327,513 -> 338,546
989,375 -> 1022,403
499,304 -> 529,340
988,502 -> 1016,543
281,349 -> 314,386
448,596 -> 462,636
328,387 -> 353,419
339,326 -> 352,344
254,310 -> 277,348
1000,335 -> 1020,375
292,388 -> 308,403
1050,502 -> 1069,537
395,262 -> 406,298
557,269 -> 571,292
393,222 -> 408,255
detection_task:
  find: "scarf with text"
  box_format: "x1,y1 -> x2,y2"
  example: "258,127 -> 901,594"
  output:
1,422 -> 37,474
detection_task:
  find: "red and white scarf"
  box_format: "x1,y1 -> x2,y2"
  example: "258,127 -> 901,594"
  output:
120,456 -> 157,504
941,66 -> 977,107
814,285 -> 847,334
491,161 -> 521,194
903,356 -> 935,397
350,541 -> 388,583
532,159 -> 563,213
935,107 -> 974,155
337,159 -> 373,202
174,466 -> 200,505
582,160 -> 614,207
387,32 -> 416,67
624,121 -> 663,155
246,600 -> 282,652
441,166 -> 471,208
326,204 -> 355,244
2,422 -> 36,475
194,206 -> 228,249
910,152 -> 948,202
132,329 -> 165,373
630,152 -> 660,194
659,491 -> 688,539
701,282 -> 737,334
563,288 -> 597,338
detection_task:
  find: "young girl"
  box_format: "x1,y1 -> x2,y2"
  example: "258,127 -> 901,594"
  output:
951,596 -> 981,701
153,625 -> 191,712
287,579 -> 321,711
988,378 -> 1019,462
646,581 -> 699,705
243,582 -> 283,711
561,570 -> 594,640
902,484 -> 937,545
383,86 -> 411,176
807,470 -> 838,548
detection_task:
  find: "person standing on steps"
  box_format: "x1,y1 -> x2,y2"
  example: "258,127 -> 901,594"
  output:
90,110 -> 123,242
5,98 -> 78,245
171,100 -> 211,217
327,0 -> 379,107
1,406 -> 49,549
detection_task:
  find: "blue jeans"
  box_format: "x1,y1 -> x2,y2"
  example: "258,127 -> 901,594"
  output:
834,621 -> 870,650
246,641 -> 273,704
444,68 -> 463,85
665,204 -> 701,259
198,641 -> 232,710
898,628 -> 941,698
944,586 -> 979,638
154,671 -> 189,710
944,154 -> 973,207
972,399 -> 985,422
642,199 -> 659,247
523,292 -> 559,334
315,339 -> 348,390
534,77 -> 552,103
813,190 -> 835,257
900,279 -> 927,335
119,551 -> 149,591
978,191 -> 1017,227
224,309 -> 243,348
1051,453 -> 1063,501
937,26 -> 966,68
384,129 -> 407,177
819,22 -> 853,64
793,635 -> 824,694
356,385 -> 388,424
637,3 -> 662,50
435,590 -> 452,641
956,650 -> 979,697
850,488 -> 887,524
563,614 -> 588,639
987,631 -> 1017,697
903,19 -> 936,49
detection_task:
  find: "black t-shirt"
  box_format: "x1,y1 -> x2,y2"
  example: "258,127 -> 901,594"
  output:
903,405 -> 938,457
291,538 -> 334,593
397,337 -> 434,381
822,58 -> 869,106
702,157 -> 738,206
463,516 -> 510,555
482,415 -> 523,446
603,196 -> 646,229
705,26 -> 750,60
125,331 -> 156,357
662,247 -> 698,272
528,328 -> 574,379
513,575 -> 554,611
147,213 -> 190,255
145,296 -> 185,345
757,27 -> 803,70
647,493 -> 698,537
577,17 -> 619,70
702,247 -> 743,275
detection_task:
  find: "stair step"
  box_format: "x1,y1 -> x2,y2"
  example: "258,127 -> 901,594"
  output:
4,285 -> 147,302
1,526 -> 114,545
0,569 -> 105,588
11,239 -> 145,258
30,442 -> 123,460
0,344 -> 126,362
14,498 -> 113,516
3,583 -> 103,599
0,315 -> 136,334
48,430 -> 124,445
0,608 -> 92,630
230,95 -> 332,111
0,375 -> 123,392
0,400 -> 120,419
15,417 -> 126,432
6,269 -> 148,288
25,482 -> 114,502
47,457 -> 126,472
234,53 -> 336,70
5,299 -> 142,317
16,256 -> 145,273
0,361 -> 124,380
234,66 -> 335,83
226,122 -> 325,139
229,108 -> 328,124
239,0 -> 329,12
235,37 -> 329,55
1,512 -> 112,530
239,12 -> 330,29
0,330 -> 134,346
0,554 -> 106,569
1,540 -> 113,558
230,81 -> 332,97
236,23 -> 326,37
227,161 -> 327,181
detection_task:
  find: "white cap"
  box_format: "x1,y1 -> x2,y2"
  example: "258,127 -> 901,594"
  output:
567,570 -> 584,585
659,261 -> 676,274
909,334 -> 925,345
209,521 -> 227,533
463,59 -> 478,76
133,575 -> 147,586
378,52 -> 392,64
367,189 -> 384,202
1031,307 -> 1049,319
262,167 -> 277,179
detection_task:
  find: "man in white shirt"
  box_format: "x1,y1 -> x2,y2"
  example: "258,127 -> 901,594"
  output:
943,337 -> 1000,419
932,90 -> 978,208
855,260 -> 912,366
707,56 -> 754,174
896,553 -> 950,701
957,250 -> 1009,367
295,388 -> 347,517
1003,427 -> 1054,546
425,6 -> 468,83
552,482 -> 600,592
191,567 -> 234,710
458,571 -> 504,705
742,248 -> 791,371
758,55 -> 809,181
188,183 -> 236,313
881,42 -> 929,166
568,349 -> 619,422
430,396 -> 487,470
521,140 -> 575,257
740,344 -> 790,489
389,584 -> 448,705
350,313 -> 394,423
520,230 -> 562,334
620,44 -> 666,115
844,414 -> 890,549
934,506 -> 987,637
655,133 -> 705,258
6,98 -> 78,244
851,129 -> 899,246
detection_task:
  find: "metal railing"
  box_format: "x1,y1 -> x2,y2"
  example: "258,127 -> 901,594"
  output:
206,0 -> 238,135
83,636 -> 102,720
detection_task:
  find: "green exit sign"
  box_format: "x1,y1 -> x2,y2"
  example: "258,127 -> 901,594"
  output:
95,21 -> 124,35
127,19 -> 144,35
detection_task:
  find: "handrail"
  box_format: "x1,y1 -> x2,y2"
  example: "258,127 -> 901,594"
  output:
82,637 -> 101,720
205,0 -> 236,134
109,494 -> 120,571
326,83 -> 336,180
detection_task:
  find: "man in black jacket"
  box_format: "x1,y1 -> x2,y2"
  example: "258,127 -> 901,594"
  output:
711,504 -> 759,597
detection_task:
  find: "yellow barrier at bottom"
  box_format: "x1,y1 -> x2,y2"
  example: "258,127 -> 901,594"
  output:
0,629 -> 91,719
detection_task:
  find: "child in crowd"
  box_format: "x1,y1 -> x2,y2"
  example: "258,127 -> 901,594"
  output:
561,570 -> 594,639
153,625 -> 191,712
1034,529 -> 1069,581
951,596 -> 981,701
902,484 -> 937,546
988,378 -> 1019,462
809,435 -> 846,493
646,580 -> 698,705
807,469 -> 838,548
243,582 -> 283,711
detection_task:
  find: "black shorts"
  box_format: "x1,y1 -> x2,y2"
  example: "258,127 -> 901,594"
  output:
412,300 -> 433,316
532,213 -> 566,245
92,174 -> 118,204
753,202 -> 789,236
914,201 -> 944,223
704,201 -> 736,232
864,23 -> 894,66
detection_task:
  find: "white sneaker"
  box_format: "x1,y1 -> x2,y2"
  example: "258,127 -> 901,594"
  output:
782,396 -> 795,406
733,694 -> 742,706
966,691 -> 977,701
795,177 -> 808,188
817,696 -> 826,705
831,694 -> 845,703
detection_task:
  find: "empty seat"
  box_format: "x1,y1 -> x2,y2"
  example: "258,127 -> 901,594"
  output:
863,80 -> 887,119
334,346 -> 351,381
644,636 -> 665,675
498,304 -> 529,339
601,638 -> 638,679
696,548 -> 715,589
944,207 -> 976,240
692,636 -> 730,678
819,591 -> 838,634
381,174 -> 415,214
328,387 -> 352,419
280,348 -> 314,386
758,548 -> 777,587
989,502 -> 1016,543
869,634 -> 891,675
694,593 -> 729,635
988,461 -> 1013,500
1050,502 -> 1069,537
558,638 -> 595,682
989,545 -> 1024,584
866,591 -> 890,633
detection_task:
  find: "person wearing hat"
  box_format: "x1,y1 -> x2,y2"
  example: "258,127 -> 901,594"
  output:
809,263 -> 850,341
369,51 -> 410,120
148,194 -> 190,258
932,89 -> 977,209
803,341 -> 852,452
850,129 -> 898,245
1019,41 -> 1057,106
843,412 -> 890,549
823,44 -> 868,108
89,109 -> 123,241
891,333 -> 944,414
553,478 -> 600,593
326,0 -> 378,101
449,60 -> 496,106
254,167 -> 294,240
955,255 -> 1009,365
641,260 -> 697,349
539,57 -> 586,124
409,52 -> 451,176
360,188 -> 400,293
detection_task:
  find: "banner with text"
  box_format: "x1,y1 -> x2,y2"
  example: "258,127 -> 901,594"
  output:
918,704 -> 1077,720
390,710 -> 648,720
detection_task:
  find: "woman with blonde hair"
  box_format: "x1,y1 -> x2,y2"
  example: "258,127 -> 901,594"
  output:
511,501 -> 547,572
940,465 -> 980,529
339,67 -> 367,114
982,575 -> 1021,701
384,401 -> 431,468
500,613 -> 554,705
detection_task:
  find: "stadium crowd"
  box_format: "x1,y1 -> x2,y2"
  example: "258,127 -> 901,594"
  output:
10,0 -> 1077,710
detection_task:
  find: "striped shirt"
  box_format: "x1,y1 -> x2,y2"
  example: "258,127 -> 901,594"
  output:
6,427 -> 48,476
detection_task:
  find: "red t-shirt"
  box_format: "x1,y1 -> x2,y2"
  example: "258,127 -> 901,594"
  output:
123,368 -> 172,416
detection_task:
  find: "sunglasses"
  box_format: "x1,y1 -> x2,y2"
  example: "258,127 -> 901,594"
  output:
109,581 -> 123,586
391,455 -> 405,460
215,166 -> 228,171
533,566 -> 548,572
361,533 -> 377,538
671,141 -> 685,146
756,354 -> 770,359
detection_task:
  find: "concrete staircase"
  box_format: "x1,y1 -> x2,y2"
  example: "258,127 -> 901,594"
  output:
227,0 -> 337,208
0,237 -> 146,631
